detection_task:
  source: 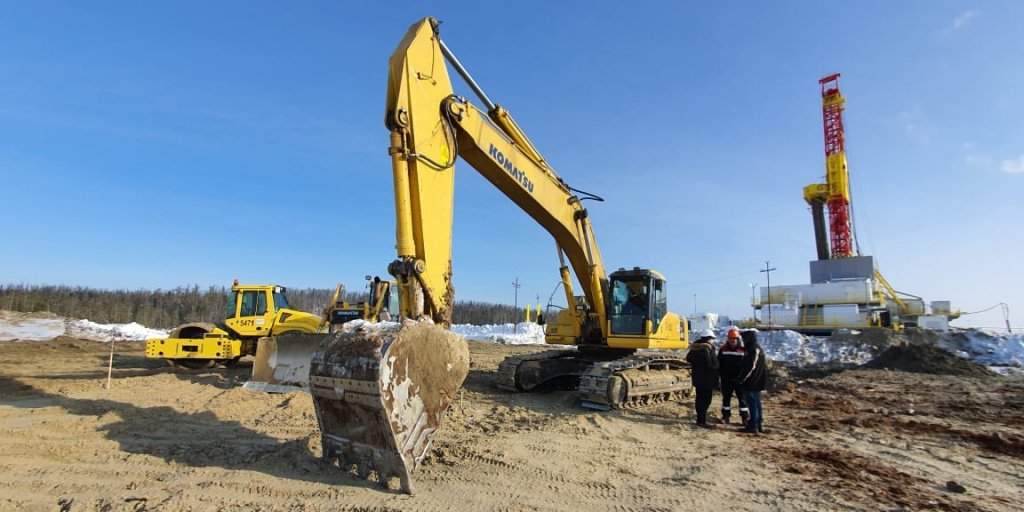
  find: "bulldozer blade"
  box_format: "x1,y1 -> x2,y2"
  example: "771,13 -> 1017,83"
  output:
310,322 -> 469,494
244,332 -> 326,393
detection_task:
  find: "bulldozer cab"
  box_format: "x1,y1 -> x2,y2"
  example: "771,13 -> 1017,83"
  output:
224,285 -> 283,337
369,277 -> 399,321
608,268 -> 668,336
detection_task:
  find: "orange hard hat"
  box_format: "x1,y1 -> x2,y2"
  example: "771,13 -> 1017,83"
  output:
727,327 -> 740,339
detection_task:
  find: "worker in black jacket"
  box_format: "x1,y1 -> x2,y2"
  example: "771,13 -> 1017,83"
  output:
737,329 -> 767,434
686,330 -> 720,428
717,327 -> 749,425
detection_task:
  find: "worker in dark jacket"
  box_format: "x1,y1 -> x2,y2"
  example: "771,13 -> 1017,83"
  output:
717,327 -> 749,425
736,329 -> 767,434
686,329 -> 720,428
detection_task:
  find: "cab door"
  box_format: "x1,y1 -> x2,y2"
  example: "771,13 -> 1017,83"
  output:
225,289 -> 274,336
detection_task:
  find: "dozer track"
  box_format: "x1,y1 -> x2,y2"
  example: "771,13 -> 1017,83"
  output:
498,349 -> 691,410
309,322 -> 469,494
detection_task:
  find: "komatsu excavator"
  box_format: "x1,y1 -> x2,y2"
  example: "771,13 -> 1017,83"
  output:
306,17 -> 691,494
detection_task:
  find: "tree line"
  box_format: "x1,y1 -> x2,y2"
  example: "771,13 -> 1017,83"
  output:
0,284 -> 528,328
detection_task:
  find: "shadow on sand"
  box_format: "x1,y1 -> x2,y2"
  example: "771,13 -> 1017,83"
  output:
0,374 -> 398,493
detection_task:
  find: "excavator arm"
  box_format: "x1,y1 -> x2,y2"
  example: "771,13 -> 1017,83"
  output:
384,17 -> 607,342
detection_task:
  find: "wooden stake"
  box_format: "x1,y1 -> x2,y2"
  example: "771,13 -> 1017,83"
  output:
105,337 -> 115,389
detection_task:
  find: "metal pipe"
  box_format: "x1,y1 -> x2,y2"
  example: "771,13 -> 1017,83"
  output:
389,130 -> 416,258
438,38 -> 496,112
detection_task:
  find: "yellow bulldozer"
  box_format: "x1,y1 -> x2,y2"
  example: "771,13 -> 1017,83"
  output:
246,278 -> 399,392
146,279 -> 397,384
145,281 -> 322,369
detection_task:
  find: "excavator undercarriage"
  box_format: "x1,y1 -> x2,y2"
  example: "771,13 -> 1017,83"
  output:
497,349 -> 692,410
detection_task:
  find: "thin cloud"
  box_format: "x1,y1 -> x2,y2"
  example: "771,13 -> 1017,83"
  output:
965,153 -> 992,169
943,10 -> 980,34
899,111 -> 931,145
1000,155 -> 1024,174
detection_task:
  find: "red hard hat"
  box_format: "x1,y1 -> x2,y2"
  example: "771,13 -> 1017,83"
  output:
727,327 -> 740,339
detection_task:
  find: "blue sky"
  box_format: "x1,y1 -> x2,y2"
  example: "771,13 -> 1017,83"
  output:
1,2 -> 1020,329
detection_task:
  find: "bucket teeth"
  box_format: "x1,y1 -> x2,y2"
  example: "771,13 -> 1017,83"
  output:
310,323 -> 468,494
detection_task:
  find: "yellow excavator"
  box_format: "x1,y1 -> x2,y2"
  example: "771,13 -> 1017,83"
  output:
306,17 -> 691,494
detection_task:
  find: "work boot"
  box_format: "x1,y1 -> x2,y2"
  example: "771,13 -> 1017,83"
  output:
741,423 -> 758,435
721,414 -> 730,425
758,422 -> 767,434
740,410 -> 750,425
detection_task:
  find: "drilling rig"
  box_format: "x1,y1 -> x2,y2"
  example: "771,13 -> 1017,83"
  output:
755,74 -> 959,333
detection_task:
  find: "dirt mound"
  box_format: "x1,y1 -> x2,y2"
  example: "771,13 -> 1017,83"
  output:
828,327 -> 901,351
0,310 -> 61,321
864,343 -> 994,377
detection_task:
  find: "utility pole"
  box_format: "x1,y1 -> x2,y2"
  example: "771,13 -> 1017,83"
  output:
1002,303 -> 1012,333
693,293 -> 697,317
760,262 -> 776,329
749,283 -> 757,324
512,277 -> 521,333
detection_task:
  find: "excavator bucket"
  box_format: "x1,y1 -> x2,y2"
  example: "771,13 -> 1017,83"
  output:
309,322 -> 469,494
244,332 -> 326,393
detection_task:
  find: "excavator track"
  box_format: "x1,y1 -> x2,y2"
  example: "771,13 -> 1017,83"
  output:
578,354 -> 691,411
496,349 -> 583,391
498,349 -> 691,411
309,322 -> 468,494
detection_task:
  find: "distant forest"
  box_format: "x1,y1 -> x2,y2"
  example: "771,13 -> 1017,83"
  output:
0,284 -> 532,328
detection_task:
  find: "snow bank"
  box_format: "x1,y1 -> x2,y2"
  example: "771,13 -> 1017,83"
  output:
938,330 -> 1024,368
336,319 -> 547,345
452,322 -> 546,345
757,330 -> 876,365
337,318 -> 401,334
0,312 -> 66,341
66,319 -> 169,342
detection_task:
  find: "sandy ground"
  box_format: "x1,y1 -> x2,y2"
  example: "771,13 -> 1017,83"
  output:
1,337 -> 1022,512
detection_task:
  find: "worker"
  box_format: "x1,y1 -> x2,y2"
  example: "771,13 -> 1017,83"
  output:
717,327 -> 749,425
685,329 -> 719,428
736,329 -> 767,434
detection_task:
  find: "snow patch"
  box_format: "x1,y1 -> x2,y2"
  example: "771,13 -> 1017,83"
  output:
451,322 -> 546,345
0,317 -> 66,342
66,319 -> 169,342
940,330 -> 1024,368
757,330 -> 876,365
336,319 -> 547,345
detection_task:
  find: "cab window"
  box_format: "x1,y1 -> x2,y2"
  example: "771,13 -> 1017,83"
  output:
650,280 -> 667,333
610,277 -> 649,335
226,291 -> 239,319
256,291 -> 268,316
240,291 -> 258,317
273,290 -> 289,312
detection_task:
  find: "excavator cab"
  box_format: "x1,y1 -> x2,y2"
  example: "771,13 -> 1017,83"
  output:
609,268 -> 667,336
